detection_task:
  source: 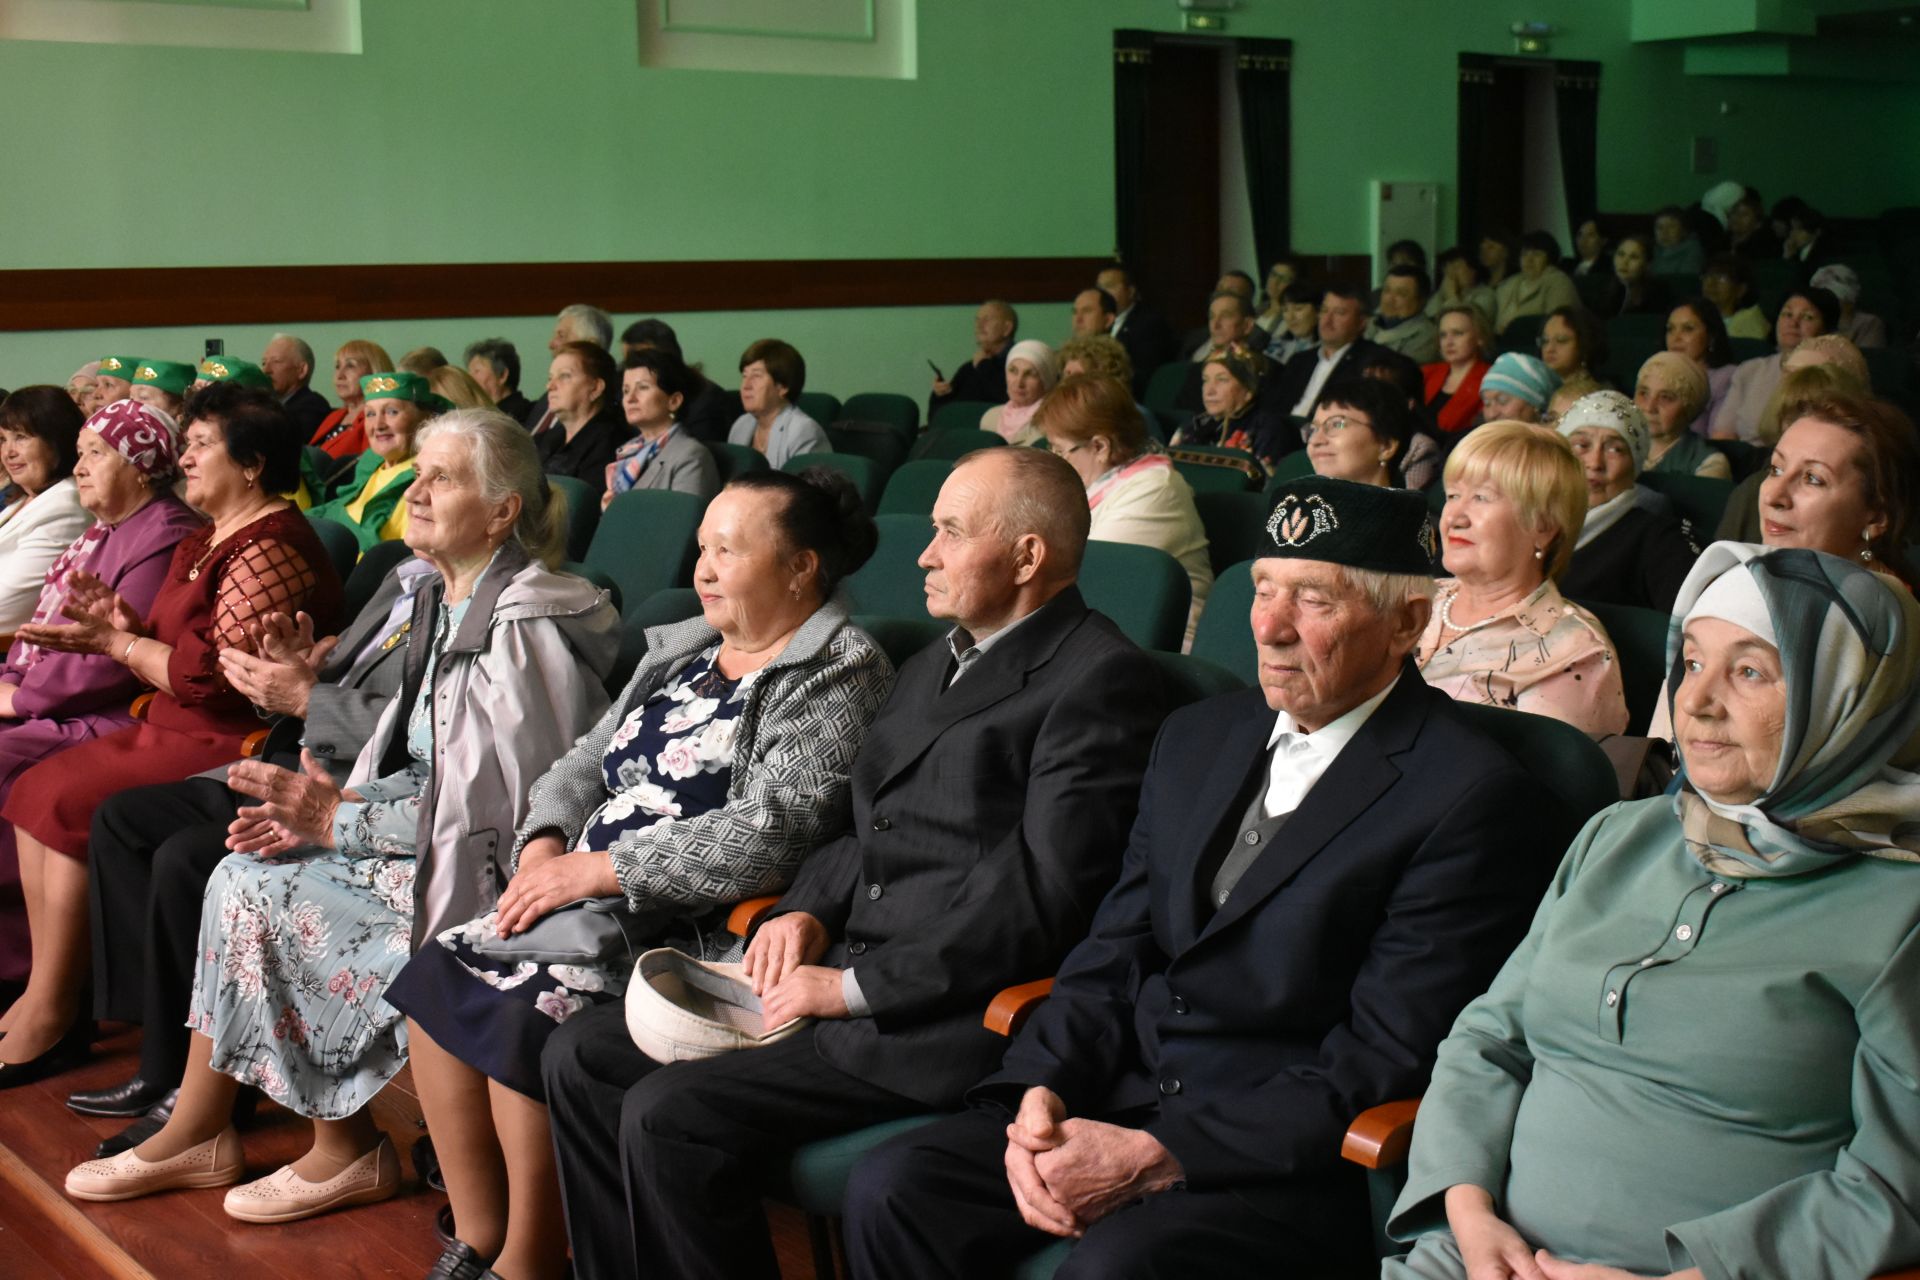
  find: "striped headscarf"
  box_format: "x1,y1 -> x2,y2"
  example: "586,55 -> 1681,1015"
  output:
1669,541 -> 1920,878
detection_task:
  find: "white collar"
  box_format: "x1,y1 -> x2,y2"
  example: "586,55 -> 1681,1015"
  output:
1267,671 -> 1400,753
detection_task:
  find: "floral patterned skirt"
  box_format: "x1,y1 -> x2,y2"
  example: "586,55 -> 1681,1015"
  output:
189,849 -> 416,1120
384,910 -> 624,1102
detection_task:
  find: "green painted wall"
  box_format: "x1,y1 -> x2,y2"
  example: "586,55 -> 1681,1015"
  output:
2,0 -> 1915,397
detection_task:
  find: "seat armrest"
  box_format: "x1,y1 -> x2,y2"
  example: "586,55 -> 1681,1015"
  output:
726,895 -> 781,938
1340,1098 -> 1421,1170
241,730 -> 269,759
1874,1271 -> 1920,1280
984,979 -> 1054,1037
130,692 -> 156,720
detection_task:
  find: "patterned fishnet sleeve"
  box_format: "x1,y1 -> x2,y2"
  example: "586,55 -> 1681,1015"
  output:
167,537 -> 324,706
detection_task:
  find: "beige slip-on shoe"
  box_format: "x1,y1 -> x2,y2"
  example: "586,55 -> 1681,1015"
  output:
221,1134 -> 400,1224
65,1126 -> 245,1201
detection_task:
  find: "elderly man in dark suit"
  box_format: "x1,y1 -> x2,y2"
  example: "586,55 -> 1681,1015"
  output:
69,560 -> 425,1152
540,447 -> 1167,1280
843,478 -> 1579,1278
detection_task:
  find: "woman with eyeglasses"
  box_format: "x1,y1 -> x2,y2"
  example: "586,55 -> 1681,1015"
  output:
1037,374 -> 1212,649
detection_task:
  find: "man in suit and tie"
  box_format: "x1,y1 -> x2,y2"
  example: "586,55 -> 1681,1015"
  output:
1100,265 -> 1175,396
259,334 -> 333,437
844,477 -> 1578,1277
1273,283 -> 1386,421
541,446 -> 1167,1280
71,558 -> 426,1151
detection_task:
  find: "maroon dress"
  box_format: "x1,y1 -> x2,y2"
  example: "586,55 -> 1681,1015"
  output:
4,507 -> 342,858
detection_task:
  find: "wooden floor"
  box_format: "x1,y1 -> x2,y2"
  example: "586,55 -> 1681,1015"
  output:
0,1022 -> 823,1279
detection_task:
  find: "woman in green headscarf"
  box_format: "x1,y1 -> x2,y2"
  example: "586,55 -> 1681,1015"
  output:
305,371 -> 446,553
1383,540 -> 1920,1280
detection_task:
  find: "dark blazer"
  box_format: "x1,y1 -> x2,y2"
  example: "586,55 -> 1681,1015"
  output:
977,670 -> 1577,1229
495,390 -> 533,425
929,346 -> 1011,419
1114,304 -> 1177,393
533,406 -> 634,499
1559,506 -> 1699,614
1271,338 -> 1387,420
281,386 -> 333,437
679,377 -> 740,444
769,587 -> 1166,1107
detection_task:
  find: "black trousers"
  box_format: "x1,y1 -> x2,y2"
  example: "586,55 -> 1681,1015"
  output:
88,776 -> 242,1085
842,1106 -> 1357,1280
540,1000 -> 925,1280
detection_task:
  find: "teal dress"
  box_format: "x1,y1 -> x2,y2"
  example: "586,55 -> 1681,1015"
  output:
1385,798 -> 1920,1279
187,590 -> 471,1119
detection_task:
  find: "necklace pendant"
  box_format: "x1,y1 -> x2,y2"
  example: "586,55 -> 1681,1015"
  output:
187,567 -> 200,581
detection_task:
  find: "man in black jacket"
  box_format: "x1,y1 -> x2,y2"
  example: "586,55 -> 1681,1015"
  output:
1272,284 -> 1386,421
261,334 -> 332,437
1100,265 -> 1175,396
843,478 -> 1579,1277
928,300 -> 1017,419
541,447 -> 1167,1279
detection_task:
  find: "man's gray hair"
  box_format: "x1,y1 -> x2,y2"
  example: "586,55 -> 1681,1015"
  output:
1344,565 -> 1435,615
557,304 -> 613,350
270,332 -> 315,373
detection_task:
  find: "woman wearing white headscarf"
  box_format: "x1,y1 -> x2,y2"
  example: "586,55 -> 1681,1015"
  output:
980,340 -> 1059,447
1809,264 -> 1888,350
1556,390 -> 1699,611
1384,542 -> 1920,1280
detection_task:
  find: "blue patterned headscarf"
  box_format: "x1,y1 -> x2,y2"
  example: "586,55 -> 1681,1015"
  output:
1667,542 -> 1920,877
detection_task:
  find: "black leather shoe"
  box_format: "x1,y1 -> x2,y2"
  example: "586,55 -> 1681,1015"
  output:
0,1021 -> 90,1090
68,1073 -> 172,1117
425,1234 -> 494,1280
93,1087 -> 179,1158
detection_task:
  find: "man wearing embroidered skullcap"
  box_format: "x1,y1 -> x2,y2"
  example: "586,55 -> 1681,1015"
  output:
844,476 -> 1581,1277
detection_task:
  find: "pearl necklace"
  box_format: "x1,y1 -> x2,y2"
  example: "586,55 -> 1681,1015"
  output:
1437,588 -> 1497,636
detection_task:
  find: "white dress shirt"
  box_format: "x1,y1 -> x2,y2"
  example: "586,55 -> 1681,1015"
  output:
1259,673 -> 1400,819
1292,342 -> 1355,417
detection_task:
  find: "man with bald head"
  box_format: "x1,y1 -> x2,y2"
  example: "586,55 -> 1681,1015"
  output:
543,447 -> 1168,1279
260,333 -> 330,435
931,299 -> 1018,417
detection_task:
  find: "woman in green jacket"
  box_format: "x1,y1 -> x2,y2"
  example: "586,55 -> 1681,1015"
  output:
306,371 -> 446,553
1385,540 -> 1920,1280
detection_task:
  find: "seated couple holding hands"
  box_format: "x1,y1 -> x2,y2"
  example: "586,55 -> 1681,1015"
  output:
43,431 -> 1920,1280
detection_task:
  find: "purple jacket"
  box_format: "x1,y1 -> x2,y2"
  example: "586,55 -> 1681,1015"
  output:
0,495 -> 205,721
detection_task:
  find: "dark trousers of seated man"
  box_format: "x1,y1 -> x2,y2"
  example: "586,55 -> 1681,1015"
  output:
841,1104 -> 1369,1280
90,777 -> 247,1087
541,1000 -> 928,1280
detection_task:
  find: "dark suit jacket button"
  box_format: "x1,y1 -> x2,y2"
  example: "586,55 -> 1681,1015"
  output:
314,743 -> 334,755
868,884 -> 883,900
1170,995 -> 1188,1014
872,816 -> 891,831
1158,1078 -> 1182,1096
848,941 -> 868,955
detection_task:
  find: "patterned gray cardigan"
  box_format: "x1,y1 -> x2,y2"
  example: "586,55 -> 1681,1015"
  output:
512,601 -> 895,925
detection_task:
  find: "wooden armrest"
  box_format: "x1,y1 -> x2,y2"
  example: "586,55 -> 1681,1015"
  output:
984,978 -> 1054,1037
129,692 -> 156,720
241,730 -> 269,759
1340,1098 -> 1421,1171
1874,1271 -> 1920,1280
726,895 -> 781,937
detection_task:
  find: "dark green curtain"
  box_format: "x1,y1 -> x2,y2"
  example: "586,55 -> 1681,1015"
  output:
1113,30 -> 1155,270
1233,39 -> 1293,272
1455,54 -> 1498,245
1554,60 -> 1602,231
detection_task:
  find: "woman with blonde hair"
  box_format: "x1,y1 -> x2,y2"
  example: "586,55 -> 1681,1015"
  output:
427,364 -> 494,411
310,340 -> 395,459
1418,420 -> 1628,736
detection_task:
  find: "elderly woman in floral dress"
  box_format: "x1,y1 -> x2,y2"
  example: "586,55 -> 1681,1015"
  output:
64,410 -> 617,1226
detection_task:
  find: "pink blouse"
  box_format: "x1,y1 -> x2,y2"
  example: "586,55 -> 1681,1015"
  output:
1415,578 -> 1629,738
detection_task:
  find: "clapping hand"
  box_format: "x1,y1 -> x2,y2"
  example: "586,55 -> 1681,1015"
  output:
226,749 -> 355,856
220,613 -> 336,717
16,571 -> 143,656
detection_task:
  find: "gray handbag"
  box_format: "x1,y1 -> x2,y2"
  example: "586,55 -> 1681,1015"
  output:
464,896 -> 667,967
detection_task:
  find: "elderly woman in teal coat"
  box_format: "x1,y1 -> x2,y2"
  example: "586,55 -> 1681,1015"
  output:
1384,540 -> 1920,1280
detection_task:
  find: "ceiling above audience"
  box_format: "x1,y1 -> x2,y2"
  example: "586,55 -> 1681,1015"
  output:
1631,0 -> 1920,79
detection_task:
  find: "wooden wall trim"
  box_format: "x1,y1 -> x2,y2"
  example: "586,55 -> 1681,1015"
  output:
0,256 -> 1115,333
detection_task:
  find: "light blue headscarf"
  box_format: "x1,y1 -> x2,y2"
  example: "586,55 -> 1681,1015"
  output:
1668,542 -> 1920,877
